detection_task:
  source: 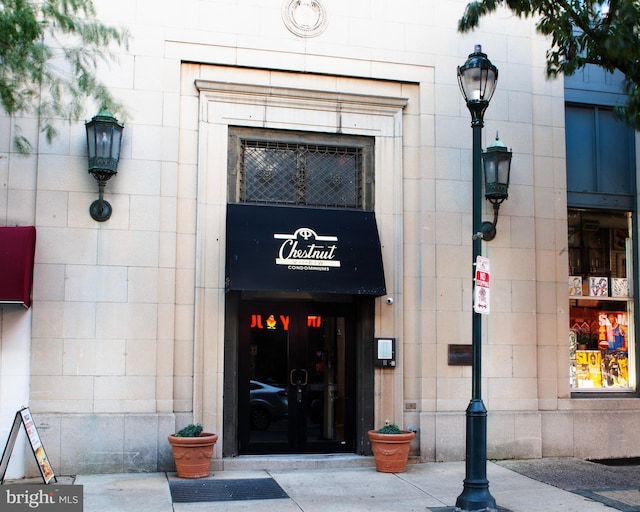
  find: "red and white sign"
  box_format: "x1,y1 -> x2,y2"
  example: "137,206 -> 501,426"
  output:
474,256 -> 490,314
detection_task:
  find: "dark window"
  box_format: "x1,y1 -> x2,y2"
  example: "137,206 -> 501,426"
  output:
565,104 -> 635,209
228,128 -> 374,210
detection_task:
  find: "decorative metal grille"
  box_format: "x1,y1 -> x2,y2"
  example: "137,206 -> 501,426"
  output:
239,140 -> 364,209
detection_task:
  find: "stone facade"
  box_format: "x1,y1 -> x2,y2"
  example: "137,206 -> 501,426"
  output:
0,0 -> 638,477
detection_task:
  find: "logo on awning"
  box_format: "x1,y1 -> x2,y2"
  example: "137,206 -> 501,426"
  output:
274,227 -> 341,271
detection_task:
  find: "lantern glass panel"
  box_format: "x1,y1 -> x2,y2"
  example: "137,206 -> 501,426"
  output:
111,125 -> 123,160
484,156 -> 497,186
86,124 -> 96,159
497,155 -> 511,186
96,124 -> 113,158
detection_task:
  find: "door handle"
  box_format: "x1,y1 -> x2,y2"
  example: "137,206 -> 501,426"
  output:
290,369 -> 308,404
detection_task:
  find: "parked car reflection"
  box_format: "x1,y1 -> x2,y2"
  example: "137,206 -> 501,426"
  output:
250,380 -> 288,430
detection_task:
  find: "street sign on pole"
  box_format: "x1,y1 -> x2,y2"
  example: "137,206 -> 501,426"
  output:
474,256 -> 490,314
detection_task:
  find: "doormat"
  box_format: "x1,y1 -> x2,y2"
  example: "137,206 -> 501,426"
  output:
169,478 -> 289,503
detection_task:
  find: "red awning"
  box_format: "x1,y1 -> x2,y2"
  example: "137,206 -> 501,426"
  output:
0,226 -> 36,308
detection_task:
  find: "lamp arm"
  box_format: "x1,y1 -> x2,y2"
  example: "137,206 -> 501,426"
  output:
97,180 -> 106,215
490,202 -> 500,229
475,202 -> 501,241
89,179 -> 113,222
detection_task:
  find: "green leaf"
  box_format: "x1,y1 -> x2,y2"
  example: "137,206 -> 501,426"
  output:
377,423 -> 404,434
174,424 -> 204,438
458,0 -> 640,128
0,0 -> 129,152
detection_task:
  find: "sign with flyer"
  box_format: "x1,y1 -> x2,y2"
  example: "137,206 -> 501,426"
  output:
474,256 -> 490,314
0,407 -> 56,484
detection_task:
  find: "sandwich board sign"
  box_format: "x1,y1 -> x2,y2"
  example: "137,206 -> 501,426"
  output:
0,407 -> 56,484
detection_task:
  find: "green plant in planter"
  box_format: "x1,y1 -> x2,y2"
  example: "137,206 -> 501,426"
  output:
168,423 -> 218,478
377,423 -> 404,434
174,423 -> 203,437
368,421 -> 415,473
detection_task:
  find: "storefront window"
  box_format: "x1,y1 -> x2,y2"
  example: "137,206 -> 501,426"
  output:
569,209 -> 636,391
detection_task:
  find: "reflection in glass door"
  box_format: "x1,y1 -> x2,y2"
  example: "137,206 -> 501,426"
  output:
302,314 -> 347,449
238,302 -> 355,454
245,312 -> 289,449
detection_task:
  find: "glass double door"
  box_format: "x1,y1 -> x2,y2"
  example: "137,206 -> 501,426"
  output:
238,301 -> 355,454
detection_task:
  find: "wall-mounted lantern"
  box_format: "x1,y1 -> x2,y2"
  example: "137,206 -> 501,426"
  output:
480,133 -> 513,241
85,109 -> 123,222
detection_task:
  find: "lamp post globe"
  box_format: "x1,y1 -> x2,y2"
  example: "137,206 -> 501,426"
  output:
457,44 -> 498,127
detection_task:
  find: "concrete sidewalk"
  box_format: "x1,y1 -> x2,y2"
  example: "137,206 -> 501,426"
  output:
71,460 -> 624,512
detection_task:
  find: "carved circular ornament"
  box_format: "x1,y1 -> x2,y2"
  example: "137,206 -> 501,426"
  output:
282,0 -> 328,38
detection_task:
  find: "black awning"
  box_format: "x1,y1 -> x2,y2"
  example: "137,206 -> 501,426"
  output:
226,204 -> 386,296
0,226 -> 36,308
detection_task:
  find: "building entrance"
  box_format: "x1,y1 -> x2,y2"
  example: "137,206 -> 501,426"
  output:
238,301 -> 356,454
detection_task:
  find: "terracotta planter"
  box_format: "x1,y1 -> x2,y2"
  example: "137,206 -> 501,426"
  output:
368,430 -> 415,473
168,432 -> 218,478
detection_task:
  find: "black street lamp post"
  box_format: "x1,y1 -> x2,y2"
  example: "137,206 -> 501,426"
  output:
455,44 -> 500,512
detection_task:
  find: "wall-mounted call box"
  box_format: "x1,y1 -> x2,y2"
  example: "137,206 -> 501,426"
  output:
375,338 -> 396,368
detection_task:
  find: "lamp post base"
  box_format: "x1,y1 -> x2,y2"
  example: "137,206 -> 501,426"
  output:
455,485 -> 497,512
90,199 -> 112,222
455,399 -> 496,512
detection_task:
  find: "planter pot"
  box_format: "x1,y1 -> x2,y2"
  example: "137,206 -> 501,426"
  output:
168,432 -> 218,478
368,430 -> 415,473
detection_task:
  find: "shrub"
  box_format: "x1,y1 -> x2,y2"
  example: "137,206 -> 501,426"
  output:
377,423 -> 403,434
174,423 -> 204,437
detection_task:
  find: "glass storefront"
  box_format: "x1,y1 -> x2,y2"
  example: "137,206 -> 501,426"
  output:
569,209 -> 636,391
